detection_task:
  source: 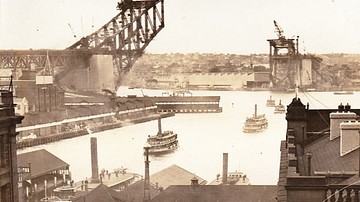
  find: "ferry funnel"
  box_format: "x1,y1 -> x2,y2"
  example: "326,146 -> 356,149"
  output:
157,117 -> 162,135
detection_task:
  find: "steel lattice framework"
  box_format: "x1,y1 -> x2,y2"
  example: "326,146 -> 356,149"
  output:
67,0 -> 164,82
0,50 -> 90,70
0,0 -> 164,85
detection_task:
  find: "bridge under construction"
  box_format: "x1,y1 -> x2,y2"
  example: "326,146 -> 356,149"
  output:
0,0 -> 164,92
267,20 -> 322,91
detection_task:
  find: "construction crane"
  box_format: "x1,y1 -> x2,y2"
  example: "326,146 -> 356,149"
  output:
273,20 -> 285,39
67,23 -> 77,39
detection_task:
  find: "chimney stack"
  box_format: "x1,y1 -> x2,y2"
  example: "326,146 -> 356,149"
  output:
306,152 -> 312,176
330,104 -> 356,140
340,121 -> 360,156
222,153 -> 228,185
90,137 -> 99,182
144,144 -> 151,202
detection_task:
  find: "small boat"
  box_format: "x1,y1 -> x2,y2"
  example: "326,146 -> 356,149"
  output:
274,100 -> 285,114
145,117 -> 179,155
266,95 -> 275,107
243,104 -> 268,133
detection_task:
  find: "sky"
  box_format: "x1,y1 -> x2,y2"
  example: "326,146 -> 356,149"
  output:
0,0 -> 360,54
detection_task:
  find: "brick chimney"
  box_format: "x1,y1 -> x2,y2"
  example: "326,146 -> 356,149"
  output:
340,121 -> 360,156
90,137 -> 100,182
330,104 -> 356,140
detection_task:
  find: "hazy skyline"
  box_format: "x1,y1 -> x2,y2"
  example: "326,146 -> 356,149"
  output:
1,0 -> 360,54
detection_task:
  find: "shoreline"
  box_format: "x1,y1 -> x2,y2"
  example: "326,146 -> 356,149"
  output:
16,112 -> 175,150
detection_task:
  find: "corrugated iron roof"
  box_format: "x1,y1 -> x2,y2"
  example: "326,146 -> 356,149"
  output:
72,184 -> 125,202
150,184 -> 278,202
17,149 -> 69,180
150,164 -> 207,189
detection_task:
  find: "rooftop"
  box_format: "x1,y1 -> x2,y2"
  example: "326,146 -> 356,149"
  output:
149,184 -> 278,202
150,164 -> 207,189
17,149 -> 69,180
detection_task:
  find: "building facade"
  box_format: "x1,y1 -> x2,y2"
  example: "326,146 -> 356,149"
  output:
277,97 -> 360,201
0,84 -> 24,202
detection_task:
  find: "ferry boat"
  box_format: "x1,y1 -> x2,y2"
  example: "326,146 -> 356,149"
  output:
266,95 -> 275,107
146,117 -> 179,155
274,100 -> 285,114
243,104 -> 268,133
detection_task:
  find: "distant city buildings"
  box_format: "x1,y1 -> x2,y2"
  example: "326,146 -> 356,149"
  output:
126,53 -> 360,91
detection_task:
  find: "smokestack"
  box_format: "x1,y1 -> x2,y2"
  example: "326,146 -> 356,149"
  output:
91,137 -> 99,182
222,153 -> 228,185
157,117 -> 162,135
306,152 -> 312,176
144,144 -> 151,201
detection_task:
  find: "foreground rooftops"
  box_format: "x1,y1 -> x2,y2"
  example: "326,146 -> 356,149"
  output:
17,149 -> 69,180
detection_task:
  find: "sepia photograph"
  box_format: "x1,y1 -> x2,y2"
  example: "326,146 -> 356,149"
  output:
1,0 -> 360,201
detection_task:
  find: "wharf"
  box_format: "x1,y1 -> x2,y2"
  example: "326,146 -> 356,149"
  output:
73,169 -> 142,192
16,111 -> 175,149
115,95 -> 222,113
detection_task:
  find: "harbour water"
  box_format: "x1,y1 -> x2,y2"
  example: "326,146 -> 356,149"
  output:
17,88 -> 360,185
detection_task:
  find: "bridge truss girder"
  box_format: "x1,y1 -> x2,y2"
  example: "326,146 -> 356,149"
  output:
0,50 -> 90,71
67,0 -> 165,84
0,0 -> 164,88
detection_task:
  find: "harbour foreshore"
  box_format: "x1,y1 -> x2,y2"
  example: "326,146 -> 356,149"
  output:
16,107 -> 175,149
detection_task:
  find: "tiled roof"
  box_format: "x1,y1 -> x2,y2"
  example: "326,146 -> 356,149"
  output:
17,149 -> 69,180
150,164 -> 207,189
72,184 -> 125,202
118,179 -> 161,202
304,135 -> 358,173
149,185 -> 278,202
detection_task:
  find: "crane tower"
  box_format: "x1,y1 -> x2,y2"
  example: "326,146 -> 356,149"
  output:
267,20 -> 321,91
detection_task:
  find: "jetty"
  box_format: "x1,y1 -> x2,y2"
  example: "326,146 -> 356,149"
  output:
16,111 -> 174,149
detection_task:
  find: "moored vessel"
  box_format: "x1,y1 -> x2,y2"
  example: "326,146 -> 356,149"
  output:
266,95 -> 276,107
274,100 -> 285,114
145,117 -> 179,155
243,104 -> 268,133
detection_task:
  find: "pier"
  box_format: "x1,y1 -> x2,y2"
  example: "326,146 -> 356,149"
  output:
16,110 -> 175,149
114,95 -> 222,114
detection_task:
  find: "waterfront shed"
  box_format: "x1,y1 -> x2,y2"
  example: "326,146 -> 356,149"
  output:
150,164 -> 207,190
72,184 -> 125,202
17,149 -> 71,201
